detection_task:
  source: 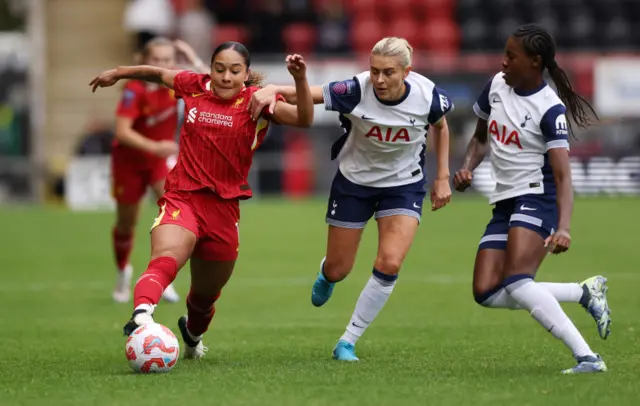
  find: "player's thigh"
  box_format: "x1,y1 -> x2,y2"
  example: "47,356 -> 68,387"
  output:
189,257 -> 235,297
373,183 -> 425,275
149,191 -> 199,267
112,163 -> 147,206
323,171 -> 375,280
374,215 -> 419,275
503,194 -> 558,278
192,193 -> 240,263
474,203 -> 510,296
115,202 -> 141,232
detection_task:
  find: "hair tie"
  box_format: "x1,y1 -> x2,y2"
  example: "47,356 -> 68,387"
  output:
547,59 -> 558,70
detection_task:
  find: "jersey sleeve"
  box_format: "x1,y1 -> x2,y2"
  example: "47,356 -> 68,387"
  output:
173,70 -> 206,99
322,78 -> 361,114
473,78 -> 492,120
427,86 -> 454,125
540,104 -> 570,150
115,84 -> 143,119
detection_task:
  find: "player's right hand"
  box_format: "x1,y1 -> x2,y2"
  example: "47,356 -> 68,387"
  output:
286,54 -> 307,81
152,140 -> 179,158
248,84 -> 278,120
453,169 -> 473,192
89,69 -> 121,93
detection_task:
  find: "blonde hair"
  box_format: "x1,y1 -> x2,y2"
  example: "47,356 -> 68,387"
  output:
371,37 -> 413,68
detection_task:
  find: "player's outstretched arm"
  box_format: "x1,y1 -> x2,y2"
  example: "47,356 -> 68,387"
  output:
430,116 -> 452,211
89,66 -> 181,92
453,118 -> 489,192
248,84 -> 323,120
270,54 -> 314,128
545,147 -> 573,254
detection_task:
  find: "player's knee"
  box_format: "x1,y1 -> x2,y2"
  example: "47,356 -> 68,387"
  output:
322,257 -> 353,282
374,254 -> 403,276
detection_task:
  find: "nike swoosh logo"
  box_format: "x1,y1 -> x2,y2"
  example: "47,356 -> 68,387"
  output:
351,322 -> 364,329
361,115 -> 373,120
520,205 -> 537,211
192,93 -> 204,97
413,203 -> 421,209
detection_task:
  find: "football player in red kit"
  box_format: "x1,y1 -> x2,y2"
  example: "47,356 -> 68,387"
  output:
111,37 -> 210,304
90,42 -> 313,359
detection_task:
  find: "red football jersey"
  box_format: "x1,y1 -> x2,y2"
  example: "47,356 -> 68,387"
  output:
114,80 -> 178,166
165,71 -> 283,200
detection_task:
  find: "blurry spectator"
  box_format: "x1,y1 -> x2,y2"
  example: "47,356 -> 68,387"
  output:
176,0 -> 215,61
75,119 -> 114,156
250,0 -> 286,53
316,0 -> 350,54
124,0 -> 175,51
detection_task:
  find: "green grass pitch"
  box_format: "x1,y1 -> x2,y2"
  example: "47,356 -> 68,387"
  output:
1,197 -> 639,405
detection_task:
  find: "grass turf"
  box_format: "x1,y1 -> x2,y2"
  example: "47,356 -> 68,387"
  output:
1,197 -> 639,405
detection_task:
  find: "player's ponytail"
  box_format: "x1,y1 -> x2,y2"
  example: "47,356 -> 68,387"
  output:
371,37 -> 413,68
546,61 -> 597,135
245,70 -> 266,87
513,24 -> 598,137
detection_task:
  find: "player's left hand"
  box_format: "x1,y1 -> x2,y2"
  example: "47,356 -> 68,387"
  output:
286,54 -> 307,81
89,69 -> 121,92
248,84 -> 279,120
544,229 -> 571,254
430,178 -> 451,211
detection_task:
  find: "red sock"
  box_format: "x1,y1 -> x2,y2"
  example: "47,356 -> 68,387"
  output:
133,256 -> 179,307
112,228 -> 134,271
186,290 -> 221,337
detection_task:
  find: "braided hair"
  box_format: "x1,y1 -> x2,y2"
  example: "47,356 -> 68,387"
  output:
512,24 -> 598,137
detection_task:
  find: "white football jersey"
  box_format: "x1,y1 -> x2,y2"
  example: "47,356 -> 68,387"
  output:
473,72 -> 569,204
322,71 -> 454,188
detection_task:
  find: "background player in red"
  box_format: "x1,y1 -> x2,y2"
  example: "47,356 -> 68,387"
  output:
111,37 -> 209,304
90,42 -> 313,359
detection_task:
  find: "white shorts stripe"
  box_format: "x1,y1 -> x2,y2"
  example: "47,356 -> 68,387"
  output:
326,218 -> 367,229
479,234 -> 508,246
510,213 -> 543,227
374,208 -> 421,222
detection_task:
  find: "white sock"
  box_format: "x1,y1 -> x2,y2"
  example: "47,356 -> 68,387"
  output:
340,271 -> 397,345
505,276 -> 595,358
482,282 -> 584,309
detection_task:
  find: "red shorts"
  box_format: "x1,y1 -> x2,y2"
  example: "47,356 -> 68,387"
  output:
111,154 -> 168,204
151,189 -> 240,261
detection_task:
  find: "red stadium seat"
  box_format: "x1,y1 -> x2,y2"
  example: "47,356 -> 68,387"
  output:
170,0 -> 188,15
386,17 -> 420,46
419,18 -> 460,52
419,0 -> 455,19
283,23 -> 318,54
212,24 -> 249,46
344,0 -> 377,14
350,17 -> 384,54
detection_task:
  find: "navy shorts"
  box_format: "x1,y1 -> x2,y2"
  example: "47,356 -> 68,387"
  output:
325,170 -> 427,229
478,193 -> 558,250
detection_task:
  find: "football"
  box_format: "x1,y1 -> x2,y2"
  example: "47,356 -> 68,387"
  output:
125,323 -> 180,373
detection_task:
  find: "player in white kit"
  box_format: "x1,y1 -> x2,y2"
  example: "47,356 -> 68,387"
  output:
249,37 -> 453,361
453,24 -> 610,374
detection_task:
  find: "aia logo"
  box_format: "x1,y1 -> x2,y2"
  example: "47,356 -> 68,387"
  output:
365,126 -> 410,143
489,119 -> 522,149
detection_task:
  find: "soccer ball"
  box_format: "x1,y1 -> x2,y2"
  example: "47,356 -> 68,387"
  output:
125,323 -> 180,373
